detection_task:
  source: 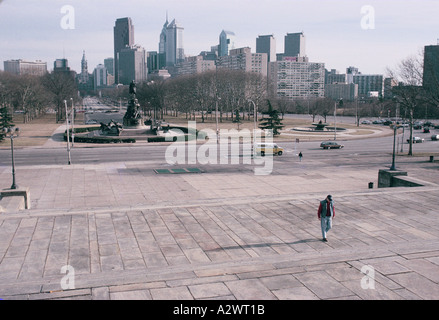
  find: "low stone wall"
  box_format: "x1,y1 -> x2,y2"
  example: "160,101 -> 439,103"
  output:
378,169 -> 408,188
378,169 -> 432,188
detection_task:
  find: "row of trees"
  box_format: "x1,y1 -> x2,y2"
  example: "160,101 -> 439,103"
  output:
102,69 -> 439,129
0,70 -> 79,124
136,69 -> 269,123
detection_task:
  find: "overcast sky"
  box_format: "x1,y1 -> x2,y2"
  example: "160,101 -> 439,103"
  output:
1,0 -> 438,75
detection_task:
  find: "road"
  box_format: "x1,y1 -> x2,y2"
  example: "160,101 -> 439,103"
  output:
1,96 -> 438,169
0,132 -> 437,168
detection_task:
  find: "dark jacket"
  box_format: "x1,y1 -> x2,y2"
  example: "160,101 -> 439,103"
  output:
317,200 -> 335,219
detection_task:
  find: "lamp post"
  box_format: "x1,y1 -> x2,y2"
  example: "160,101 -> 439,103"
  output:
249,100 -> 257,157
4,127 -> 20,189
70,98 -> 75,146
390,123 -> 400,171
334,99 -> 343,140
64,100 -> 71,165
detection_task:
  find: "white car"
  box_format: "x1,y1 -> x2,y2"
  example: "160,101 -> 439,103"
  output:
85,120 -> 98,124
407,137 -> 424,143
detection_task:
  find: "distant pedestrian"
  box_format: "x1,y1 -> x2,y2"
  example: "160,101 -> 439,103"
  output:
317,195 -> 335,242
298,152 -> 303,162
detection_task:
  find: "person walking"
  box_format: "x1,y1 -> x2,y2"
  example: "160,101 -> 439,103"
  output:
298,152 -> 303,162
317,195 -> 335,242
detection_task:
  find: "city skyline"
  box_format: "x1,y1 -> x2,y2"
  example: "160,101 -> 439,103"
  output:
1,0 -> 439,76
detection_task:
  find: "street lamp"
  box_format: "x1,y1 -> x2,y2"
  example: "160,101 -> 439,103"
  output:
70,98 -> 75,146
390,123 -> 400,171
4,127 -> 20,189
248,100 -> 257,157
64,100 -> 72,165
334,99 -> 343,140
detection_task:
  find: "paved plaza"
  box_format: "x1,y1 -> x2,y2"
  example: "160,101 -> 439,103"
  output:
0,138 -> 439,301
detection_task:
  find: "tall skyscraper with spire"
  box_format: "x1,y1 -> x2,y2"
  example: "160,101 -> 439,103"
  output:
165,19 -> 184,67
114,17 -> 134,84
158,14 -> 184,68
158,13 -> 169,69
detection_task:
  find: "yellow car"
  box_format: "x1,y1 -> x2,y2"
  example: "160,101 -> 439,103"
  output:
255,143 -> 284,156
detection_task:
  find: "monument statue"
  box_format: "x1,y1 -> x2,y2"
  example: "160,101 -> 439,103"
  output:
123,80 -> 143,127
100,119 -> 123,136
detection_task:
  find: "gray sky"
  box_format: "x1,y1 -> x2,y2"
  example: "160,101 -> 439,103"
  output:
1,0 -> 438,75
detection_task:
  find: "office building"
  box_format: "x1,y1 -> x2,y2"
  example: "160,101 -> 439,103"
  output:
216,47 -> 268,77
256,35 -> 276,63
103,58 -> 115,85
353,74 -> 384,97
147,51 -> 160,74
118,45 -> 147,85
176,55 -> 216,76
346,66 -> 360,84
219,30 -> 236,57
114,17 -> 135,84
325,83 -> 358,101
4,59 -> 47,76
165,19 -> 185,67
269,58 -> 325,99
53,58 -> 76,79
384,77 -> 398,99
423,45 -> 439,91
104,58 -> 114,76
158,16 -> 168,69
284,32 -> 306,58
93,64 -> 108,90
325,69 -> 347,84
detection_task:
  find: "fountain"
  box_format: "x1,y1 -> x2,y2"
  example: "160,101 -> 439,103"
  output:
77,81 -> 186,142
311,120 -> 330,131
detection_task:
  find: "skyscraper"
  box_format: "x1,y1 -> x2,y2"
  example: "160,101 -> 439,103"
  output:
256,35 -> 276,63
118,45 -> 147,85
423,45 -> 439,90
114,17 -> 134,84
219,30 -> 236,57
284,32 -> 306,58
165,19 -> 184,67
158,15 -> 169,69
93,64 -> 108,90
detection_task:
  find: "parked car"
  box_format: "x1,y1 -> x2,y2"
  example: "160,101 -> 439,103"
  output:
320,141 -> 344,149
361,120 -> 372,125
431,134 -> 439,141
407,137 -> 425,143
85,119 -> 98,124
423,127 -> 430,133
255,143 -> 284,156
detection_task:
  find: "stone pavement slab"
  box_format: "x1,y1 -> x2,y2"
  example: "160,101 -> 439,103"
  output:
0,183 -> 439,300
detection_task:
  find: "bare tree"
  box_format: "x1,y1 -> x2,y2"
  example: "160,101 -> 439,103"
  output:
42,72 -> 78,123
387,53 -> 425,155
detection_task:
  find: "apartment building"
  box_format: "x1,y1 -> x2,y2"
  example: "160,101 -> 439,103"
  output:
176,55 -> 216,76
216,47 -> 268,77
269,58 -> 325,99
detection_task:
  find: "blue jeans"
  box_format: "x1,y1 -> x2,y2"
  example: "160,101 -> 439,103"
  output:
321,216 -> 332,239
